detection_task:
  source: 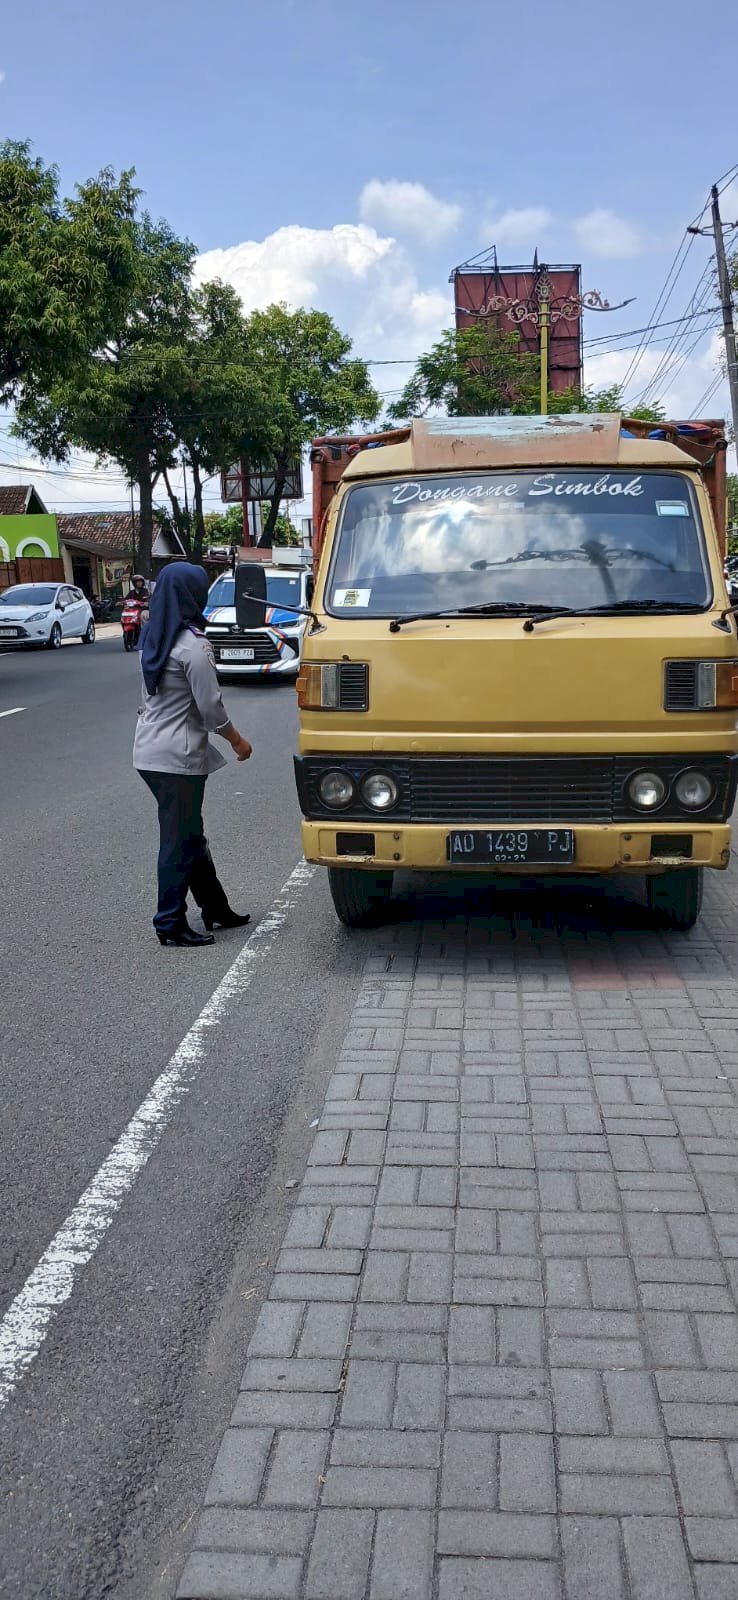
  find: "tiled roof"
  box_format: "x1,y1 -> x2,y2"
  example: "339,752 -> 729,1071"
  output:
56,512 -> 138,557
0,484 -> 49,515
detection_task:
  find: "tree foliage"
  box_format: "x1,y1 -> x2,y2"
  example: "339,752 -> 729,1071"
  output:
14,215 -> 198,573
388,325 -> 539,422
243,305 -> 380,543
203,502 -> 299,548
553,382 -> 666,423
388,325 -> 667,426
157,280 -> 272,563
0,140 -> 139,403
728,473 -> 738,536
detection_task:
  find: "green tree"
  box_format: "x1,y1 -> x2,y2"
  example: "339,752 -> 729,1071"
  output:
388,324 -> 539,422
243,305 -> 379,544
203,504 -> 246,546
203,501 -> 300,549
160,281 -> 273,562
389,327 -> 667,425
14,215 -> 197,575
727,473 -> 738,539
553,382 -> 666,422
0,140 -> 139,403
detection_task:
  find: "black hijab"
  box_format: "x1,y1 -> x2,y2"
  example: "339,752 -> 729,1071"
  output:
140,562 -> 209,695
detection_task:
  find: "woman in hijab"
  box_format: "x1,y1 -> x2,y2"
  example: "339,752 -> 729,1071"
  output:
133,562 -> 253,947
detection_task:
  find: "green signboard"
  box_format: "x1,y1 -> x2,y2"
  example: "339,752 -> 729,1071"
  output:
0,514 -> 60,561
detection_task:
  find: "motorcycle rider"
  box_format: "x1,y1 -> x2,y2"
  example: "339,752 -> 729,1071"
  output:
125,574 -> 150,604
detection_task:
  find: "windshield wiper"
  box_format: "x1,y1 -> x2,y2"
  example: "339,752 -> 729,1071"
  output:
388,602 -> 561,633
523,600 -> 707,632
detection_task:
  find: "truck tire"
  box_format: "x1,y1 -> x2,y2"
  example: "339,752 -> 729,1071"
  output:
327,866 -> 394,928
647,867 -> 703,931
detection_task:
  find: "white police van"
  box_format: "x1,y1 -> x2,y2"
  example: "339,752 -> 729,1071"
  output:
204,551 -> 310,680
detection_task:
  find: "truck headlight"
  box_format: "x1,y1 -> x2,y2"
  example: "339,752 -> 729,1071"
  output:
318,770 -> 355,808
674,769 -> 714,810
628,772 -> 667,810
361,773 -> 399,811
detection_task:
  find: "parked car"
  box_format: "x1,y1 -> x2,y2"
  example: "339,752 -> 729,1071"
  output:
0,583 -> 95,649
204,558 -> 309,680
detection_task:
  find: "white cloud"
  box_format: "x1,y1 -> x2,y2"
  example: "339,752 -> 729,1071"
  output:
194,223 -> 393,314
358,179 -> 462,244
480,206 -> 553,249
195,220 -> 453,369
0,71 -> 5,86
585,330 -> 732,432
574,208 -> 642,258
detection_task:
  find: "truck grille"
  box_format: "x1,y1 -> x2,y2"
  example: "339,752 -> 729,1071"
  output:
337,663 -> 369,710
408,757 -> 613,821
295,754 -> 736,825
664,661 -> 699,710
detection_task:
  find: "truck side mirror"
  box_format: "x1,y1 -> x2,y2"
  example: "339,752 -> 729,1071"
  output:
235,562 -> 268,631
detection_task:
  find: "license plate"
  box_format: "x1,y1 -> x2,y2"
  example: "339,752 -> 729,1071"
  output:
220,647 -> 255,661
0,628 -> 18,637
447,828 -> 575,864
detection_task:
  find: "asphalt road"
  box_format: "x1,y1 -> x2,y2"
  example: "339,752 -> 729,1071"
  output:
0,635 -> 365,1599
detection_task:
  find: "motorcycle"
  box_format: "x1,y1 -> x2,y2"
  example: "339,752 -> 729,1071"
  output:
121,597 -> 148,652
91,596 -> 115,623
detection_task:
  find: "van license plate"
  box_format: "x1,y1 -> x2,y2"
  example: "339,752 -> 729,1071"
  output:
447,829 -> 574,864
220,647 -> 255,660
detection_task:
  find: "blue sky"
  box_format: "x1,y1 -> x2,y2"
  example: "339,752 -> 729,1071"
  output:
1,0 -> 736,507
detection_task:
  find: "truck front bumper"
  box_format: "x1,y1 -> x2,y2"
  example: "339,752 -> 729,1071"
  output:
300,820 -> 731,873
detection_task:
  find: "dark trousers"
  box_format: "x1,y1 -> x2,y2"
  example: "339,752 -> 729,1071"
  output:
139,770 -> 230,933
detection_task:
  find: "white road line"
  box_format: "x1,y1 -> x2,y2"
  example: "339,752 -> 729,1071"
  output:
0,707 -> 25,719
0,857 -> 316,1410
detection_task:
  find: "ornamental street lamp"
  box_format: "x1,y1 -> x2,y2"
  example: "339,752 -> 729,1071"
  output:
479,269 -> 634,414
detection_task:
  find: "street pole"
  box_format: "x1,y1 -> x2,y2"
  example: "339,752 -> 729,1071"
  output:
240,457 -> 251,548
710,185 -> 738,438
181,450 -> 190,516
538,279 -> 551,415
130,482 -> 137,576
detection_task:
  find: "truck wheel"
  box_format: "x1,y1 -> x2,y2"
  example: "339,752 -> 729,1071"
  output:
328,867 -> 394,928
647,867 -> 703,931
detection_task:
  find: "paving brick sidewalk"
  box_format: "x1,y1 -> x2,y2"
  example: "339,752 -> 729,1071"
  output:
178,875 -> 738,1600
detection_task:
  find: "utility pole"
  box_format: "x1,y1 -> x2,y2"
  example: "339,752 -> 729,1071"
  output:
181,449 -> 190,516
710,185 -> 738,438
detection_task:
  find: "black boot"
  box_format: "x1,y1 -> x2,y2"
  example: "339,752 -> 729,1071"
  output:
157,921 -> 215,947
201,907 -> 251,932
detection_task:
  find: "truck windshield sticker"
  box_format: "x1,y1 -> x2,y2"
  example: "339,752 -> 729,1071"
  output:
334,587 -> 371,607
391,474 -> 644,506
657,501 -> 689,516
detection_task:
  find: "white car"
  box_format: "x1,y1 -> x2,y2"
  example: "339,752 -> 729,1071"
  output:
204,563 -> 308,680
0,582 -> 96,650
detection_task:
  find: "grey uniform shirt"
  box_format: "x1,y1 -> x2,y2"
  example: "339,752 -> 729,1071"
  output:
133,627 -> 232,776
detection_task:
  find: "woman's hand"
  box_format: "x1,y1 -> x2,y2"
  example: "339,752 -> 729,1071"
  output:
232,732 -> 253,762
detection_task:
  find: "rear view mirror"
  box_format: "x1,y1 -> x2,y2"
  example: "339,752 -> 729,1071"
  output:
235,563 -> 268,631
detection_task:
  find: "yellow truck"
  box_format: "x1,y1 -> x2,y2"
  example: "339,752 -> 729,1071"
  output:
295,414 -> 736,930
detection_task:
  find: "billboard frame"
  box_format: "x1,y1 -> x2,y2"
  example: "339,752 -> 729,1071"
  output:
450,251 -> 584,395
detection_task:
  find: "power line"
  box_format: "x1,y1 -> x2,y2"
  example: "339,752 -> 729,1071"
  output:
582,308 -> 717,350
631,264 -> 715,406
619,233 -> 697,393
689,371 -> 724,417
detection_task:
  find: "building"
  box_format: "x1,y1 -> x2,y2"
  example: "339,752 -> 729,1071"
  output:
0,488 -> 185,595
0,485 -> 49,518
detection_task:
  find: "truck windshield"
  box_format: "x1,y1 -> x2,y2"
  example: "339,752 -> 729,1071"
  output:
328,471 -> 711,616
